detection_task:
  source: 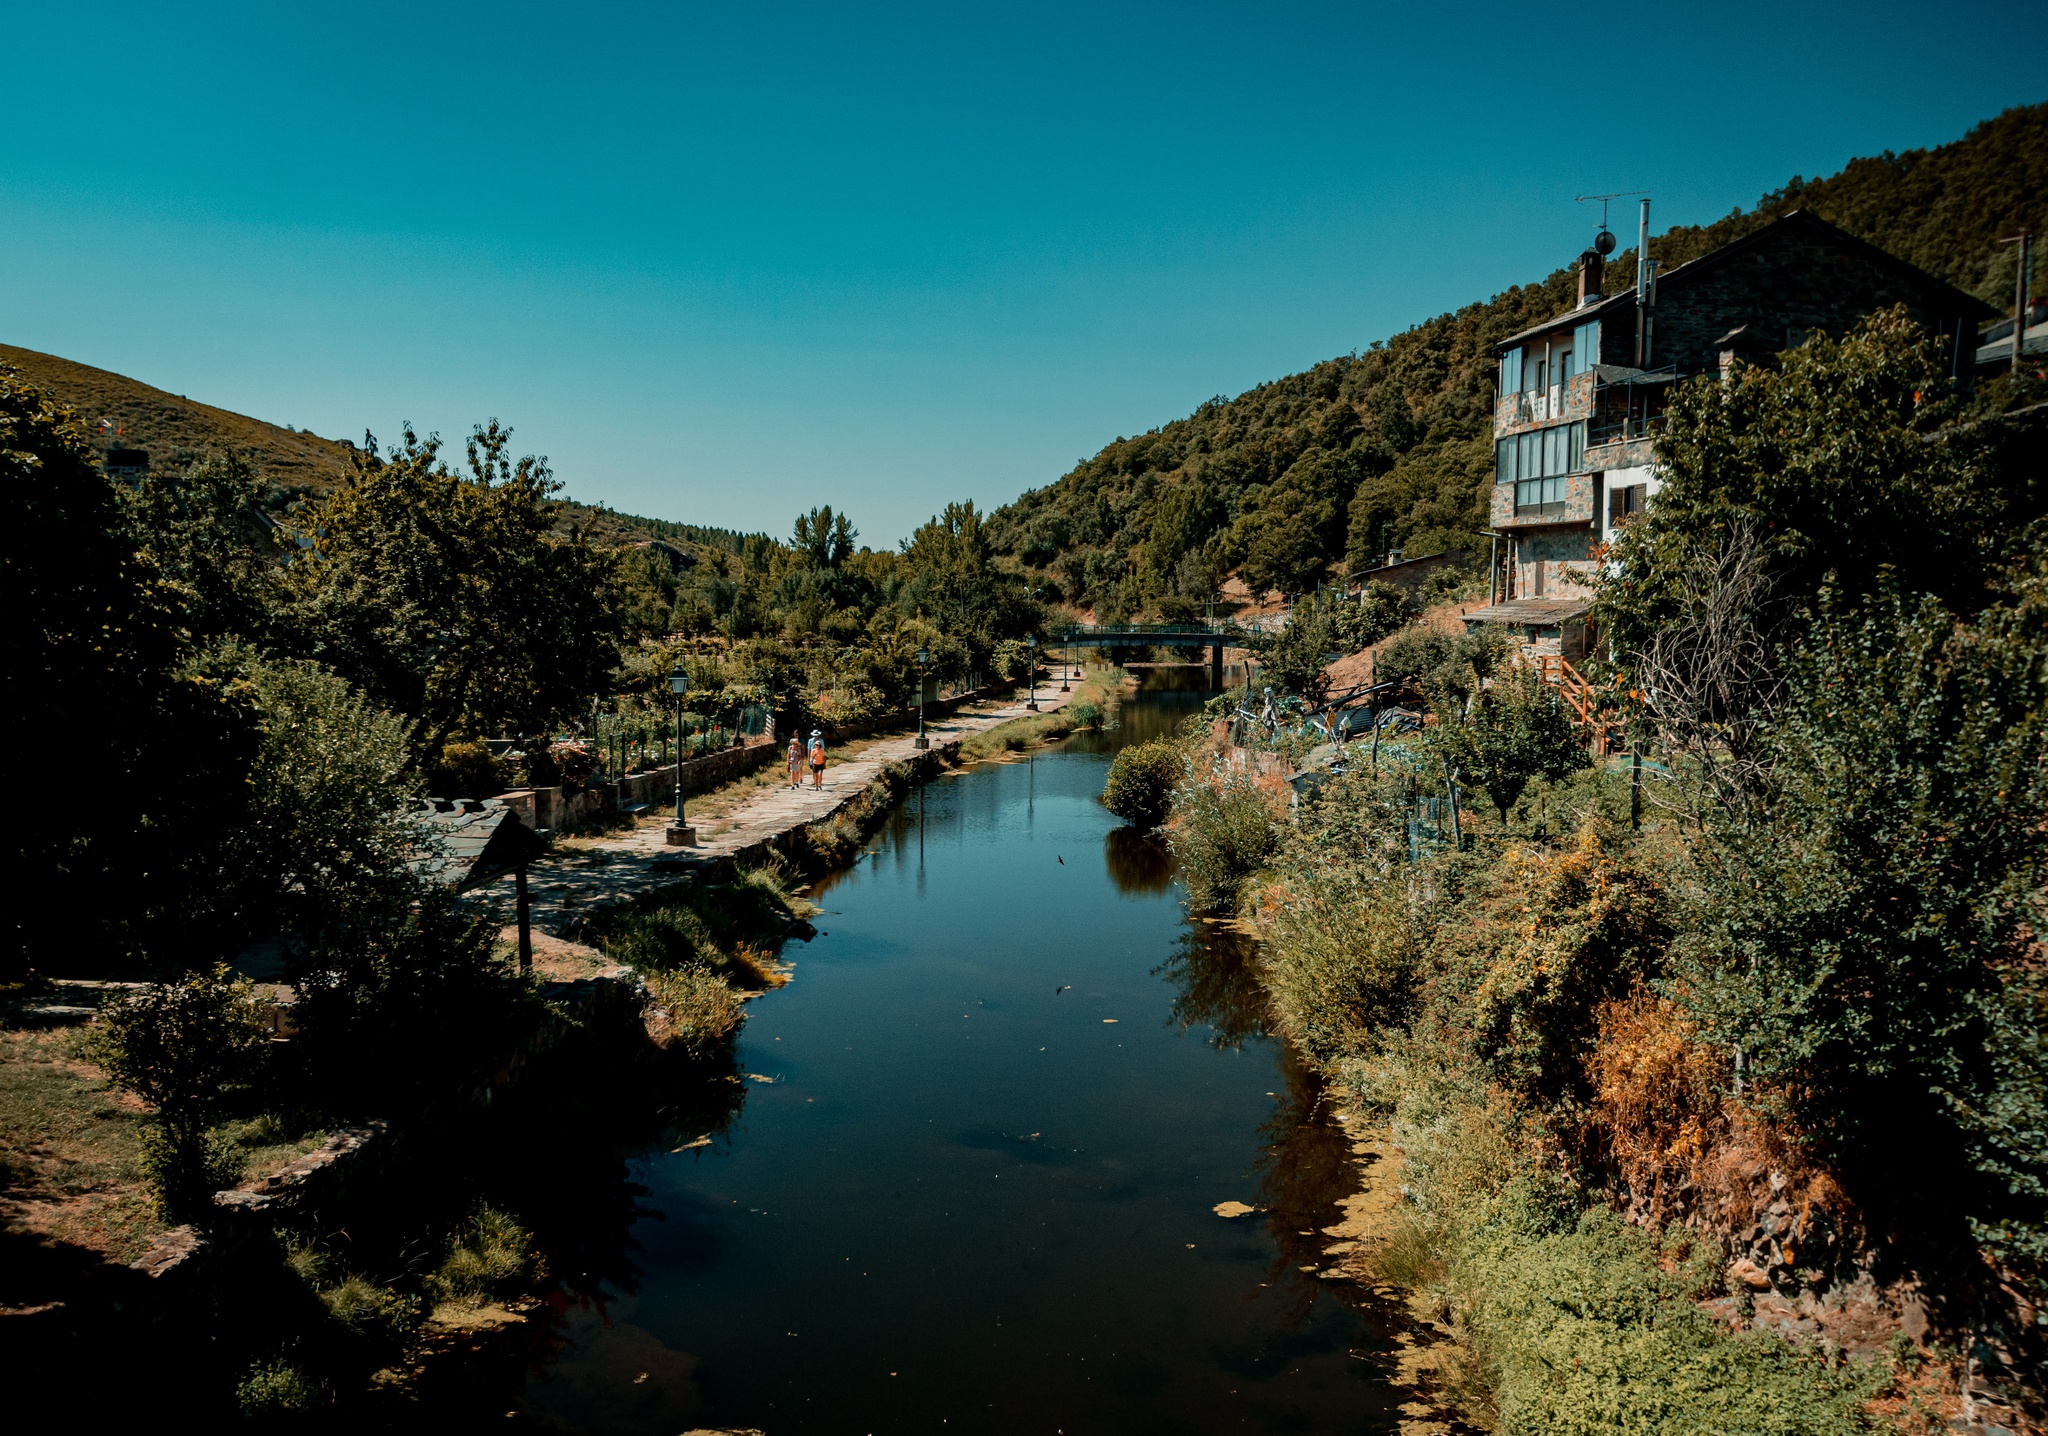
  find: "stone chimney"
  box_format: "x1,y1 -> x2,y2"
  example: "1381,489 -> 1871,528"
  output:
1577,249 -> 1605,308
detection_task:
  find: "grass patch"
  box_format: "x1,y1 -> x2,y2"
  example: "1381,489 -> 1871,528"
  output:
0,1026 -> 163,1262
957,668 -> 1120,762
599,863 -> 815,1059
426,1203 -> 542,1307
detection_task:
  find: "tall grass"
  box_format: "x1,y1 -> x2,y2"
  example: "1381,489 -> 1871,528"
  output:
600,863 -> 813,1059
957,667 -> 1120,762
1166,767 -> 1280,912
426,1203 -> 541,1305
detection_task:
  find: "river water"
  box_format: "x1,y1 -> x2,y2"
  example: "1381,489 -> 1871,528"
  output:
513,682 -> 1400,1434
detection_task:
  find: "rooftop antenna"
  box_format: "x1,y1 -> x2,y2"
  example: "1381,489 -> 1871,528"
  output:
1575,191 -> 1646,256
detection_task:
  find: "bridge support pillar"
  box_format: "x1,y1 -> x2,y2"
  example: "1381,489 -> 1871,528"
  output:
1209,642 -> 1224,691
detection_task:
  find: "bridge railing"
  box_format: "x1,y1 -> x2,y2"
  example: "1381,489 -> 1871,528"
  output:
1048,623 -> 1245,642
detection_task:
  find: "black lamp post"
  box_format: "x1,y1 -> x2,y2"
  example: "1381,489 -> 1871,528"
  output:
1026,634 -> 1039,711
914,646 -> 931,750
667,663 -> 695,847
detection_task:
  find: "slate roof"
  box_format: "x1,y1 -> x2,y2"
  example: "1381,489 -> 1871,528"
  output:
1493,210 -> 1995,355
1460,598 -> 1594,627
410,798 -> 549,891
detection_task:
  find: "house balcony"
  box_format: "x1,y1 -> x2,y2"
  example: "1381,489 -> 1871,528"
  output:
1584,434 -> 1656,471
1494,370 -> 1595,438
1490,472 -> 1597,530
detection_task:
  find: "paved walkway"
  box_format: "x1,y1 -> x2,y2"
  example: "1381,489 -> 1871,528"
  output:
491,686 -> 1075,937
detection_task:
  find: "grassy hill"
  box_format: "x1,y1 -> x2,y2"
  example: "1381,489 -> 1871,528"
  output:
0,341 -> 756,555
0,342 -> 361,495
984,103 -> 2048,620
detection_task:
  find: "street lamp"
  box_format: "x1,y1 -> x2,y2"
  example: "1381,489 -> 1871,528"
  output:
1026,633 -> 1040,711
1059,640 -> 1071,693
914,646 -> 931,750
667,663 -> 695,847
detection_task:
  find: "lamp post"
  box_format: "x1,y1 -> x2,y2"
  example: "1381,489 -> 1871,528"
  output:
667,663 -> 695,847
1026,633 -> 1039,711
914,647 -> 931,750
1059,640 -> 1070,693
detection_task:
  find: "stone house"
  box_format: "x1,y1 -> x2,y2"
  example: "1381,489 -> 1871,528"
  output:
1465,209 -> 1992,658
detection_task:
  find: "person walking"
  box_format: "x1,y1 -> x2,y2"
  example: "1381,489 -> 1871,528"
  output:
786,733 -> 803,789
808,729 -> 827,788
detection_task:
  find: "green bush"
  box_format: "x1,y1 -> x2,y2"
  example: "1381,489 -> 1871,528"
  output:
1167,769 -> 1279,912
237,1360 -> 324,1418
1460,1205 -> 1886,1436
1263,862 -> 1418,1063
94,966 -> 266,1219
1373,625 -> 1451,687
644,966 -> 746,1061
1101,740 -> 1183,829
291,887 -> 530,1118
136,1124 -> 245,1218
427,739 -> 504,798
1435,663 -> 1589,827
319,1275 -> 421,1362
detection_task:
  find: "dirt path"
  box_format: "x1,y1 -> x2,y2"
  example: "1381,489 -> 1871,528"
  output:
491,688 -> 1075,939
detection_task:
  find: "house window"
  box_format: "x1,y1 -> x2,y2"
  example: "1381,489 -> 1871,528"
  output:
1499,347 -> 1523,396
1517,475 -> 1567,514
1574,320 -> 1600,370
1608,482 -> 1648,528
1507,421 -> 1585,515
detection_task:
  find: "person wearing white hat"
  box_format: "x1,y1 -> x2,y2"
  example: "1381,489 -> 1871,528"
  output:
786,732 -> 803,788
807,729 -> 827,787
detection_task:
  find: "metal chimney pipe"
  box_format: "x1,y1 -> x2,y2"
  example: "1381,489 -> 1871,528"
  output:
1635,198 -> 1652,366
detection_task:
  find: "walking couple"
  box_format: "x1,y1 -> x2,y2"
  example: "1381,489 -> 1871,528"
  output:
787,728 -> 827,788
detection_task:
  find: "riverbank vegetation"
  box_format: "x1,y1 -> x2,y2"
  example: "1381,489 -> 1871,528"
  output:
1150,314 -> 2048,1430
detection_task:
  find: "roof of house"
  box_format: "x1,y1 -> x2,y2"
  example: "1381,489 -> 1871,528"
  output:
1460,598 -> 1594,627
410,797 -> 548,891
1493,210 -> 1996,355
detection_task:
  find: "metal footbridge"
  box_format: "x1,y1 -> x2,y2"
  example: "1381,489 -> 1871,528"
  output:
1048,622 -> 1249,687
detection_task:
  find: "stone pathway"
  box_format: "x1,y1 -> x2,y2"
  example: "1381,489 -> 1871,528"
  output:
489,687 -> 1076,938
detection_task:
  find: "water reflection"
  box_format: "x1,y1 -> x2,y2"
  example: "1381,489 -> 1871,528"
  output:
1155,921 -> 1269,1050
407,1051 -> 749,1423
1102,825 -> 1175,895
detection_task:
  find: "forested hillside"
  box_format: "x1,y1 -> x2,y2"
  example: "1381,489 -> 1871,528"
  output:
986,103 -> 2048,617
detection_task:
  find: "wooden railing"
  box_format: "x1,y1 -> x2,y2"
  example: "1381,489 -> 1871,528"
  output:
1530,653 -> 1625,754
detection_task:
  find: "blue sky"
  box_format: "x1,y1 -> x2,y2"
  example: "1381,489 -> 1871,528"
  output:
3,2 -> 2041,545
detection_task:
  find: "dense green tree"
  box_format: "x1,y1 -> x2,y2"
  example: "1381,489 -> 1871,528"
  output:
2,367 -> 259,979
791,505 -> 857,567
1597,310 -> 2043,674
284,421 -> 621,753
127,450 -> 285,647
1436,665 -> 1589,827
1679,570 -> 2048,1247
